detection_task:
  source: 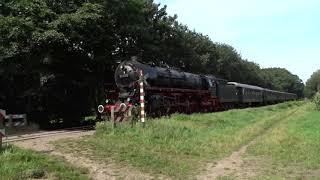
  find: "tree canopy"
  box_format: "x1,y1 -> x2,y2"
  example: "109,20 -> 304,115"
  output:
262,68 -> 304,97
0,0 -> 305,127
305,69 -> 320,98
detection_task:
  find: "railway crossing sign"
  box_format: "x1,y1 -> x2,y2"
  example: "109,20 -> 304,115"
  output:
111,102 -> 134,123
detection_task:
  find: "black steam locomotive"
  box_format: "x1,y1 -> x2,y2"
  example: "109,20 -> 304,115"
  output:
99,60 -> 297,115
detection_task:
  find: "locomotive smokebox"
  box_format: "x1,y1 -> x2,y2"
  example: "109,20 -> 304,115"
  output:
115,62 -> 141,89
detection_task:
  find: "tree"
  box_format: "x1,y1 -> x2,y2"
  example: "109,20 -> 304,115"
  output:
0,0 -> 306,127
305,70 -> 320,98
261,68 -> 304,97
313,92 -> 320,110
0,0 -> 181,126
0,0 -> 57,117
0,0 -> 111,126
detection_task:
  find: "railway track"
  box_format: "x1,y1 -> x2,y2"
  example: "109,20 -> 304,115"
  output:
3,125 -> 94,143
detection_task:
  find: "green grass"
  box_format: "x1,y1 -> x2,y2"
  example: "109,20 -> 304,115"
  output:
245,103 -> 320,178
55,101 -> 304,178
0,145 -> 89,180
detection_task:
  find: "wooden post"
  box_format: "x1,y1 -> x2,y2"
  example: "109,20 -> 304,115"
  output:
0,129 -> 5,150
0,119 -> 6,150
111,106 -> 116,128
0,134 -> 2,150
0,111 -> 5,150
8,115 -> 13,128
22,114 -> 27,126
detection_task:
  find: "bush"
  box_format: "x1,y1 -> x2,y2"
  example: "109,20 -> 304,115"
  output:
313,92 -> 320,110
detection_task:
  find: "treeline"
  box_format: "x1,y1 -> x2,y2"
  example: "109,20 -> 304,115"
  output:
0,0 -> 304,127
305,69 -> 320,98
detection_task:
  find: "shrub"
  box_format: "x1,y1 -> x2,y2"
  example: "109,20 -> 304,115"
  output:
313,92 -> 320,110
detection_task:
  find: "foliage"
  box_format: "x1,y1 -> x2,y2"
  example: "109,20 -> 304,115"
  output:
54,101 -> 304,178
305,69 -> 320,98
262,68 -> 305,97
313,92 -> 320,110
0,0 -> 305,126
0,145 -> 88,179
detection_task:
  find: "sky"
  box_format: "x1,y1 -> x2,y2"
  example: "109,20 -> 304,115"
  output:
154,0 -> 320,83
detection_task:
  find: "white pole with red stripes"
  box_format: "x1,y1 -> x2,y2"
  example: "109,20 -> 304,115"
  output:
139,70 -> 146,126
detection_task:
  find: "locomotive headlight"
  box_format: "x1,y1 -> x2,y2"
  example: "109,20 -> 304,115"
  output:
98,105 -> 104,113
127,97 -> 131,102
105,99 -> 109,104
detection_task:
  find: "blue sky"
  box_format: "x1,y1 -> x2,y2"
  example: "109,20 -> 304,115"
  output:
154,0 -> 320,82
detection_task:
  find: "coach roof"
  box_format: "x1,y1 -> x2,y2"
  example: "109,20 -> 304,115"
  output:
227,82 -> 264,91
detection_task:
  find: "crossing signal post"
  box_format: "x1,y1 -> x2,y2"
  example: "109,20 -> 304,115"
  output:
139,70 -> 146,127
110,102 -> 133,127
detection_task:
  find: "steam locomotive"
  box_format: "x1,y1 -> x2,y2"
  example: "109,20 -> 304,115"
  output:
98,60 -> 297,116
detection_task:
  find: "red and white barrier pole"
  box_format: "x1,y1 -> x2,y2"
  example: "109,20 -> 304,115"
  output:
139,70 -> 146,126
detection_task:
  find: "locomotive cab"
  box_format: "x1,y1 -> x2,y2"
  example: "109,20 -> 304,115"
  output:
204,76 -> 218,97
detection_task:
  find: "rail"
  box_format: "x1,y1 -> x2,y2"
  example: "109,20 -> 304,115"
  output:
2,125 -> 94,143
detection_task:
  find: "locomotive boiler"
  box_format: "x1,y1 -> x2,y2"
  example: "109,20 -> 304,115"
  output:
115,60 -> 213,91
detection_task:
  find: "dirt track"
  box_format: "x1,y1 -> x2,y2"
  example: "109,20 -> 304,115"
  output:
197,140 -> 257,180
12,130 -> 154,180
11,129 -> 260,180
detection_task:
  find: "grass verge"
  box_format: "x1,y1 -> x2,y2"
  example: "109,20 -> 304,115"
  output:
244,103 -> 320,179
55,101 -> 304,178
0,145 -> 89,180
